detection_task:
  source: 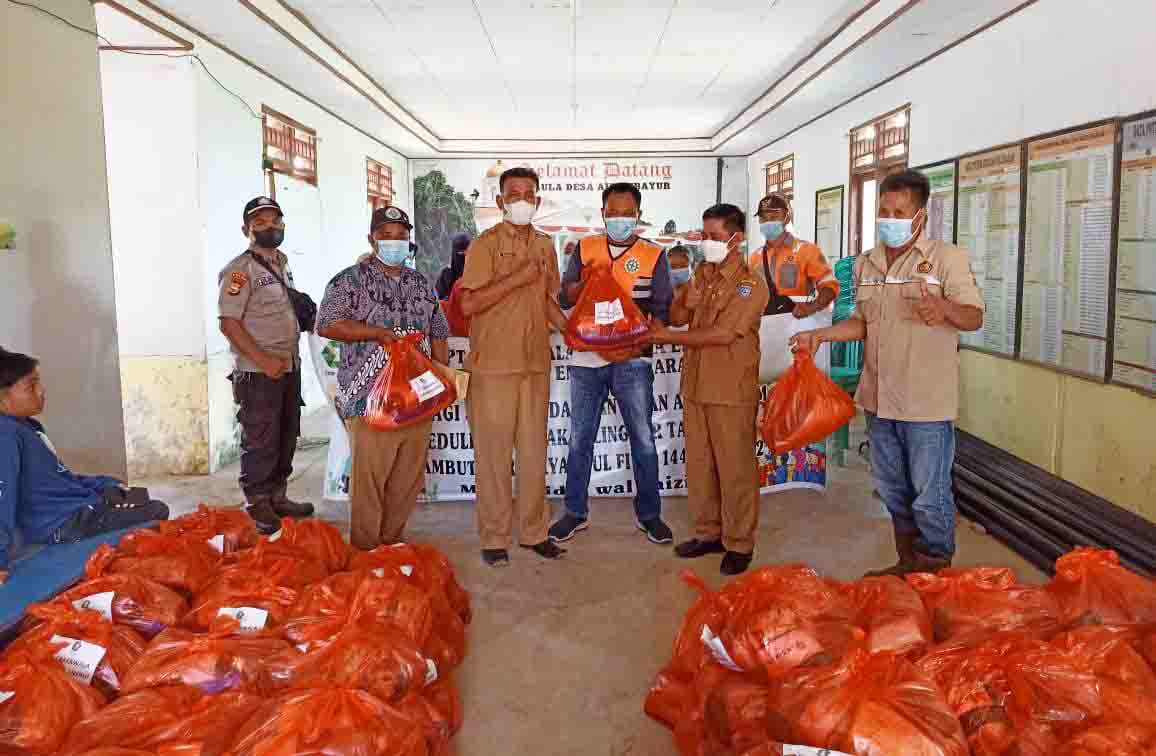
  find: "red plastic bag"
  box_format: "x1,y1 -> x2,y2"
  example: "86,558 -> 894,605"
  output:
1051,625 -> 1156,727
441,281 -> 470,338
396,678 -> 461,756
269,623 -> 431,703
60,686 -> 263,756
764,650 -> 969,756
57,573 -> 187,639
221,539 -> 329,589
564,265 -> 649,351
274,518 -> 350,574
907,568 -> 1062,643
121,625 -> 291,695
1056,724 -> 1156,755
87,530 -> 220,596
184,569 -> 299,632
366,333 -> 456,431
158,504 -> 259,554
282,570 -> 434,649
7,601 -> 146,699
759,350 -> 855,453
1049,548 -> 1156,626
226,686 -> 428,756
842,576 -> 933,656
349,543 -> 472,625
0,649 -> 105,754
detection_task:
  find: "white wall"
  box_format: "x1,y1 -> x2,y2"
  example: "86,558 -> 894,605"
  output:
0,0 -> 127,476
746,0 -> 1156,250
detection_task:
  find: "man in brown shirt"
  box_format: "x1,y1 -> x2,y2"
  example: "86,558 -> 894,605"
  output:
458,167 -> 569,567
217,196 -> 315,534
644,204 -> 770,575
793,170 -> 984,576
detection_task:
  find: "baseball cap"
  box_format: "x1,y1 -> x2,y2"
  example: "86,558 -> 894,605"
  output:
370,206 -> 413,232
757,192 -> 791,216
243,196 -> 282,223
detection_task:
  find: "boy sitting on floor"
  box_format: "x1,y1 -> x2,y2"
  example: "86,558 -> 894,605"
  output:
0,348 -> 168,583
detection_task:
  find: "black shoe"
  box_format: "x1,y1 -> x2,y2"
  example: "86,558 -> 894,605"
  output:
271,484 -> 314,518
521,540 -> 566,560
245,497 -> 282,537
720,551 -> 753,576
548,513 -> 589,543
674,538 -> 726,559
482,548 -> 510,567
636,517 -> 673,545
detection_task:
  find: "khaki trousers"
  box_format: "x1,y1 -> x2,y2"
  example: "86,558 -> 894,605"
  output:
347,416 -> 433,550
467,372 -> 550,549
684,399 -> 760,554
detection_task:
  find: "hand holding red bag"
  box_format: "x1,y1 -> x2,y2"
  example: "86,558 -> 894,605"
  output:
366,333 -> 456,431
760,350 -> 855,453
564,264 -> 649,351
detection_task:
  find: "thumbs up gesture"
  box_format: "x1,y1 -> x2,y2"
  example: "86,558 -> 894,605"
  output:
913,280 -> 947,326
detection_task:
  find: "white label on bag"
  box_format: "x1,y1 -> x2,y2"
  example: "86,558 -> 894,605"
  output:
0,691 -> 14,705
207,534 -> 225,553
268,528 -> 282,542
296,643 -> 310,653
217,607 -> 269,631
372,568 -> 386,578
400,565 -> 414,577
700,626 -> 742,672
409,371 -> 445,402
51,635 -> 107,684
594,299 -> 625,325
425,658 -> 438,685
72,591 -> 114,620
783,747 -> 851,756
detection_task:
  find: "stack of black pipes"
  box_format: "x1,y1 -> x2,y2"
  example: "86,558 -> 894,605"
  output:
953,431 -> 1156,577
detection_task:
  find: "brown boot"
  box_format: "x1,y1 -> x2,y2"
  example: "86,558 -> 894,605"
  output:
271,483 -> 314,518
864,529 -> 918,578
245,494 -> 282,536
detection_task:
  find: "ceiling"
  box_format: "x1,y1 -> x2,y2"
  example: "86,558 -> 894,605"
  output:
126,0 -> 1037,156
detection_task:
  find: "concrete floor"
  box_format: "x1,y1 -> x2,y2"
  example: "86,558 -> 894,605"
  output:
141,444 -> 1042,756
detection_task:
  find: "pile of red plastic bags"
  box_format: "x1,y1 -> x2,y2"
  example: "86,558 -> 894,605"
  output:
0,505 -> 471,756
647,548 -> 1156,756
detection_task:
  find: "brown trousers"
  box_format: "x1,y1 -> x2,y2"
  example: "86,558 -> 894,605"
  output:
347,416 -> 433,550
467,372 -> 550,549
684,399 -> 760,554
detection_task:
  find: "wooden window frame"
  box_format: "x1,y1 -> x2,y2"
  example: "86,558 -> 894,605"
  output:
849,105 -> 911,255
764,154 -> 795,201
262,106 -> 318,187
366,158 -> 393,212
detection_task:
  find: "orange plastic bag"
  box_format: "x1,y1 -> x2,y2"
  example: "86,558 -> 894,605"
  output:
7,601 -> 146,699
87,530 -> 221,596
221,539 -> 329,590
1056,724 -> 1156,755
907,568 -> 1062,643
842,576 -> 933,656
564,265 -> 649,351
1051,625 -> 1156,727
225,686 -> 428,756
121,625 -> 291,695
349,543 -> 472,625
57,573 -> 188,639
184,569 -> 299,632
0,649 -> 105,754
1049,548 -> 1156,626
440,281 -> 470,338
282,570 -> 434,648
366,333 -> 456,431
764,650 -> 969,756
274,518 -> 350,574
759,350 -> 855,453
396,678 -> 461,756
60,686 -> 263,756
269,624 -> 431,703
158,504 -> 259,554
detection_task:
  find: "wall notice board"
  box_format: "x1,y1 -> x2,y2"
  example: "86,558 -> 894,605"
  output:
916,161 -> 957,244
815,185 -> 844,259
1020,122 -> 1118,379
1114,114 -> 1156,393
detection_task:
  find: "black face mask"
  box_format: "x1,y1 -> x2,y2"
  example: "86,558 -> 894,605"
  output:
251,227 -> 284,249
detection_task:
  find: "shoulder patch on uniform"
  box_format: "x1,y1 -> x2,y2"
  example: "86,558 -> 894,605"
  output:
916,260 -> 933,274
227,270 -> 248,296
737,279 -> 756,298
624,257 -> 640,274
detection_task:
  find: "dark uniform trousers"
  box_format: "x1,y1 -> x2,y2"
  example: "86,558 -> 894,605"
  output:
233,369 -> 302,498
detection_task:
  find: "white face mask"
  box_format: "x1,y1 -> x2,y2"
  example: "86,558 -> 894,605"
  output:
503,200 -> 537,226
700,233 -> 736,264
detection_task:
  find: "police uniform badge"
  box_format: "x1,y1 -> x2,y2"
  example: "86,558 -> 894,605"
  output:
916,260 -> 933,274
227,270 -> 248,296
737,279 -> 754,298
624,257 -> 640,274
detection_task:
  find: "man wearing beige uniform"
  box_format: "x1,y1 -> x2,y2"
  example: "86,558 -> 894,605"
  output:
458,167 -> 569,567
793,170 -> 984,576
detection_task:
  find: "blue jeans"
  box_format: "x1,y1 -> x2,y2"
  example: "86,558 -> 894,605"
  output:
564,360 -> 661,521
866,412 -> 956,558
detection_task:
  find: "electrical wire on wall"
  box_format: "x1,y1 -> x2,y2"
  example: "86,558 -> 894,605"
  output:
5,0 -> 260,120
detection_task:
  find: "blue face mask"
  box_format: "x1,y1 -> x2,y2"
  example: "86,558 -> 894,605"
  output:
605,216 -> 637,243
376,239 -> 411,267
670,267 -> 691,286
877,211 -> 923,249
760,221 -> 785,241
